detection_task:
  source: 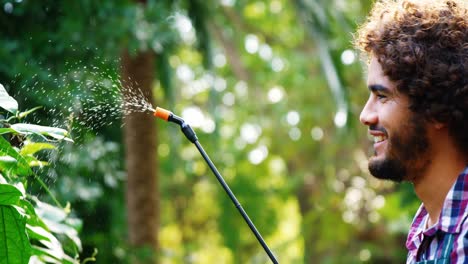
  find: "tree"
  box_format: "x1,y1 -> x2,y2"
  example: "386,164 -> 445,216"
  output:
122,49 -> 159,262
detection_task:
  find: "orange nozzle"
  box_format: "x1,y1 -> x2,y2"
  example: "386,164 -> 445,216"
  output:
154,107 -> 172,121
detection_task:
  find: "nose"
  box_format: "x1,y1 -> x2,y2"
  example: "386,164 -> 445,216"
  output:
359,97 -> 377,126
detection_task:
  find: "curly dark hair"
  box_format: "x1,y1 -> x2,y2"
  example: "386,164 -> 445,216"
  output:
355,0 -> 468,156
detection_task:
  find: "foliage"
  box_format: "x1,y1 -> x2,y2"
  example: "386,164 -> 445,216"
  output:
0,84 -> 84,263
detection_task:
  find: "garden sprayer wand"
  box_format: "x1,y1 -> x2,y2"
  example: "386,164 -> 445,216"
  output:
153,106 -> 279,264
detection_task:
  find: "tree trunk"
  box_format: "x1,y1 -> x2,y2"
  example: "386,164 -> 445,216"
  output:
121,49 -> 158,263
297,176 -> 319,264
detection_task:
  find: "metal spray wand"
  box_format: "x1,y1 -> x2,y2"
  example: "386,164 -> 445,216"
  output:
153,106 -> 279,264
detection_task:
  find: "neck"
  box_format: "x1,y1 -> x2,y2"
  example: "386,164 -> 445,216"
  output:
412,132 -> 466,227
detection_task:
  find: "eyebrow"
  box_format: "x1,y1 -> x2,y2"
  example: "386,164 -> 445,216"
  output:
368,84 -> 390,93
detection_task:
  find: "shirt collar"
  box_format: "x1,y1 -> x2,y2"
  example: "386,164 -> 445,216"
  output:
438,166 -> 468,233
406,165 -> 468,251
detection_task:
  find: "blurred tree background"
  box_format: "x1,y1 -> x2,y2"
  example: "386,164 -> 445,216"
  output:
0,0 -> 421,263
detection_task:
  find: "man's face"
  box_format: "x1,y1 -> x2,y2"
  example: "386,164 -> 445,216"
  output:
359,57 -> 430,182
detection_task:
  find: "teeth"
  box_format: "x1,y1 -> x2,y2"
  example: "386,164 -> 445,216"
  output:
373,135 -> 387,143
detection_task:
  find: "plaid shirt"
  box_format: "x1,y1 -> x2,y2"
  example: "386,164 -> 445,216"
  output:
406,166 -> 468,263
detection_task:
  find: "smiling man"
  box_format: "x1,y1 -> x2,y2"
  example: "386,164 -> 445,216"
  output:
354,0 -> 468,263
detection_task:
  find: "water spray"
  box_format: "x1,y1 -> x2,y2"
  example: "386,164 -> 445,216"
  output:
154,106 -> 279,264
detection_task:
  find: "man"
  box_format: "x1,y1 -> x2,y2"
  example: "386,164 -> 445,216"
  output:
354,0 -> 468,262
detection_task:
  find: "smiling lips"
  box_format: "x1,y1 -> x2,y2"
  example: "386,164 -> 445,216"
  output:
373,135 -> 387,143
369,131 -> 388,154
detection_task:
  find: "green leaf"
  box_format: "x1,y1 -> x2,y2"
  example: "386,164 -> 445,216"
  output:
30,248 -> 62,264
10,124 -> 73,142
26,225 -> 53,243
21,148 -> 51,168
19,200 -> 41,224
0,84 -> 18,114
0,205 -> 32,264
0,137 -> 32,177
20,142 -> 56,156
31,231 -> 76,263
28,160 -> 50,168
0,155 -> 16,164
0,128 -> 16,135
34,200 -> 67,224
46,220 -> 82,251
33,199 -> 82,251
18,106 -> 42,119
31,245 -> 79,264
0,184 -> 22,206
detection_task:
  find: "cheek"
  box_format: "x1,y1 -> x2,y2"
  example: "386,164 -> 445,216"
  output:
380,104 -> 408,128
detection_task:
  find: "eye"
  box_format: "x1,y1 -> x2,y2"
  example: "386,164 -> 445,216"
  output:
376,94 -> 387,101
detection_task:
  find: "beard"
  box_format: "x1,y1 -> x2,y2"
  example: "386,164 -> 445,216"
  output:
368,116 -> 430,182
